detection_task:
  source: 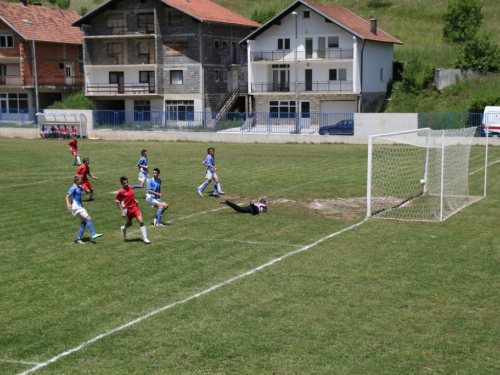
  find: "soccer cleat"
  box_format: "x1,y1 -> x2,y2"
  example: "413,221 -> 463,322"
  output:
74,239 -> 85,244
91,233 -> 103,239
143,238 -> 151,244
155,223 -> 165,227
197,187 -> 203,197
120,226 -> 126,238
217,190 -> 225,195
87,198 -> 95,202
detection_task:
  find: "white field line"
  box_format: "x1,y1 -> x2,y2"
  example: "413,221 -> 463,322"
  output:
16,217 -> 368,375
0,169 -> 119,189
0,359 -> 40,365
469,158 -> 500,176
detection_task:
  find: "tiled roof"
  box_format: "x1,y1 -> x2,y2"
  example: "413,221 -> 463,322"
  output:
161,0 -> 260,27
0,1 -> 82,44
303,1 -> 402,44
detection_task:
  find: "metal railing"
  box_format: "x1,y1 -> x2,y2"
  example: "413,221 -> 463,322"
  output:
87,83 -> 156,95
418,113 -> 483,135
0,108 -> 41,127
251,81 -> 353,93
252,48 -> 353,62
3,75 -> 84,86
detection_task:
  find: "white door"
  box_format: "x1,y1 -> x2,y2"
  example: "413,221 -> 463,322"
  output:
65,65 -> 73,85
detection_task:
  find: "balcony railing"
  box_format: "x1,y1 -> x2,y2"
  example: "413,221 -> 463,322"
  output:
0,75 -> 22,86
87,83 -> 156,95
252,48 -> 353,62
252,81 -> 353,93
11,75 -> 84,86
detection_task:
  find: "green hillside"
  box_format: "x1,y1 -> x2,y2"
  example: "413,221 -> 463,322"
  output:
41,0 -> 500,112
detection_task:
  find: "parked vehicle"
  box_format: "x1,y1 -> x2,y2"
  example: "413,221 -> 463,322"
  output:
481,106 -> 500,137
318,119 -> 354,135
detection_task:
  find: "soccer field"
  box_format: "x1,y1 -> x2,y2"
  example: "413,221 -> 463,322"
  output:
1,138 -> 499,374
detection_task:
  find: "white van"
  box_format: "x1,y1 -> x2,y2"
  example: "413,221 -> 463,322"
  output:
482,106 -> 500,137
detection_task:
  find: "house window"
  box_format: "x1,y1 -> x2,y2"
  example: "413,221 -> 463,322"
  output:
139,71 -> 155,92
134,100 -> 151,121
170,70 -> 183,85
169,11 -> 182,25
222,41 -> 227,50
59,63 -> 64,69
214,40 -> 219,49
380,68 -> 384,82
4,93 -> 28,113
0,35 -> 14,48
269,100 -> 296,118
303,10 -> 310,19
272,64 -> 290,92
166,100 -> 194,120
138,41 -> 155,63
107,14 -> 126,28
277,38 -> 290,50
215,70 -> 220,82
137,13 -> 154,33
328,36 -> 339,48
108,42 -> 124,63
329,69 -> 346,80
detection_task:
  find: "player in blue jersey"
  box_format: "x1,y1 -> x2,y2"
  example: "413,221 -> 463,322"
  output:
197,147 -> 225,197
132,149 -> 149,189
65,175 -> 103,244
146,168 -> 169,226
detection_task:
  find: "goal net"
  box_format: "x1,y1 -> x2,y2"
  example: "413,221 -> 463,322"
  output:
367,127 -> 484,222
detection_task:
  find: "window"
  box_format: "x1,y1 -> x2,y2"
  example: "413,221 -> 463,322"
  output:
107,14 -> 126,28
0,35 -> 13,48
214,40 -> 219,49
277,38 -> 290,50
269,100 -> 296,118
108,42 -> 124,63
170,70 -> 183,85
134,100 -> 151,121
380,68 -> 384,82
65,66 -> 72,77
303,10 -> 310,19
166,100 -> 194,121
328,36 -> 339,48
137,13 -> 154,33
169,11 -> 182,25
139,70 -> 155,92
4,93 -> 28,113
138,41 -> 155,63
215,70 -> 220,82
59,63 -> 64,69
222,41 -> 227,50
329,69 -> 347,80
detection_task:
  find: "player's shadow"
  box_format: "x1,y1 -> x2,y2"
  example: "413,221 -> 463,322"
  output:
124,238 -> 144,243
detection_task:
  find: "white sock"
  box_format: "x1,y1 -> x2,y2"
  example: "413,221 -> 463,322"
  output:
141,226 -> 148,239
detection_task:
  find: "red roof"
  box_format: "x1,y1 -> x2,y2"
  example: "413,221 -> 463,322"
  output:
0,1 -> 82,44
303,1 -> 402,44
162,0 -> 260,27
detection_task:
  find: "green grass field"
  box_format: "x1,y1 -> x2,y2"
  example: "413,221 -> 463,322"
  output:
1,138 -> 499,374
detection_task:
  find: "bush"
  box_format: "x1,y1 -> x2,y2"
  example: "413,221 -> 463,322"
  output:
399,57 -> 435,93
455,33 -> 500,73
468,94 -> 500,113
47,91 -> 92,110
250,9 -> 276,24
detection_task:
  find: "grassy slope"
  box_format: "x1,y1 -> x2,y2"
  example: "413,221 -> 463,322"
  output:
62,0 -> 500,112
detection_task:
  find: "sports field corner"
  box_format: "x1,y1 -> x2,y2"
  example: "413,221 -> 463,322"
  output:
1,138 -> 499,374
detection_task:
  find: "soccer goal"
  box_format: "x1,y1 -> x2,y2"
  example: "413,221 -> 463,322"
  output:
367,127 -> 486,222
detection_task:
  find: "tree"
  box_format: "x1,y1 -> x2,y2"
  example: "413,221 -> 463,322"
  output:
442,0 -> 483,44
56,0 -> 71,9
250,9 -> 276,25
47,91 -> 92,110
455,33 -> 500,73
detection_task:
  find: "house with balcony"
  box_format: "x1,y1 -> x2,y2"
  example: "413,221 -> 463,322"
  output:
240,0 -> 403,122
0,0 -> 83,116
72,0 -> 259,127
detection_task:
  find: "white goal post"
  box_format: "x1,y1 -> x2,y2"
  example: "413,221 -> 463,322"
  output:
367,127 -> 486,222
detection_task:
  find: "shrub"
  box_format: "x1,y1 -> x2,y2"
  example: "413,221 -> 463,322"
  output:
455,33 -> 500,73
468,94 -> 500,113
47,90 -> 92,110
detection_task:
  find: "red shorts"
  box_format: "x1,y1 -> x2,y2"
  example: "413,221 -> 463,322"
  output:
126,206 -> 142,221
70,148 -> 78,155
81,180 -> 93,191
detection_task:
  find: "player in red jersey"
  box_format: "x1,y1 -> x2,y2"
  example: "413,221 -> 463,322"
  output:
115,176 -> 150,244
68,134 -> 81,165
76,158 -> 99,201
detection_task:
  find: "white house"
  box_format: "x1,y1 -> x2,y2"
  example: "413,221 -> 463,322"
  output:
239,0 -> 403,117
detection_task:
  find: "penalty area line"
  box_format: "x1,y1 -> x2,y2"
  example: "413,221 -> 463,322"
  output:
16,217 -> 368,375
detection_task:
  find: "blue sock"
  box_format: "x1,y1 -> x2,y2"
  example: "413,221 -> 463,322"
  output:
87,219 -> 96,236
199,182 -> 208,192
156,208 -> 165,224
214,182 -> 219,191
77,222 -> 86,240
132,185 -> 142,189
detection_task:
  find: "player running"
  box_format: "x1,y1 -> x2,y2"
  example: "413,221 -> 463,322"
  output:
146,168 -> 169,226
76,158 -> 98,201
197,147 -> 225,197
116,176 -> 151,244
68,134 -> 81,165
65,175 -> 103,244
132,149 -> 149,189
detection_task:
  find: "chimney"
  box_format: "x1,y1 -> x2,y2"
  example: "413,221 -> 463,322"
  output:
370,18 -> 377,35
20,0 -> 28,6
